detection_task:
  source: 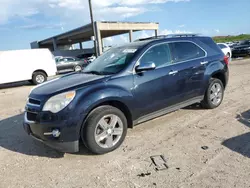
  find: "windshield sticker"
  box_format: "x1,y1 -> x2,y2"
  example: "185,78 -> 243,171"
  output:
123,49 -> 137,53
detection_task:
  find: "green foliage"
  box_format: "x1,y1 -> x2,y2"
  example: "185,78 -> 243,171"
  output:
213,34 -> 250,43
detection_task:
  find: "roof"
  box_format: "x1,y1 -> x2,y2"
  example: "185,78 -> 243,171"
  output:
135,34 -> 201,41
111,34 -> 206,50
38,21 -> 159,47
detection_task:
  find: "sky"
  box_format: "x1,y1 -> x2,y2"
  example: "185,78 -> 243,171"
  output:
0,0 -> 249,51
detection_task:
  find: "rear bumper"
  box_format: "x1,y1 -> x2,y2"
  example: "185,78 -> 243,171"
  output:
225,67 -> 229,88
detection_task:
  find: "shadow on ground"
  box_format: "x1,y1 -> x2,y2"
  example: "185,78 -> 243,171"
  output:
0,81 -> 32,89
0,114 -> 93,158
183,103 -> 204,110
222,109 -> 250,158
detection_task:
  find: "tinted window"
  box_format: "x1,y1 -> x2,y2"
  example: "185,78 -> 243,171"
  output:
239,40 -> 250,45
198,37 -> 222,54
140,43 -> 172,68
65,58 -> 74,61
218,44 -> 227,49
170,42 -> 205,63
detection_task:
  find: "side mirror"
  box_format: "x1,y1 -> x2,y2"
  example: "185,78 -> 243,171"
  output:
135,62 -> 156,73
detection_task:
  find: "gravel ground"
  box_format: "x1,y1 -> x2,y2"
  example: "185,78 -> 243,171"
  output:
0,59 -> 250,188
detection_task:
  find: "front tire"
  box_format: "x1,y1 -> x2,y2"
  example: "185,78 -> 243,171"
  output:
74,65 -> 82,72
32,71 -> 47,85
81,105 -> 127,154
202,78 -> 224,109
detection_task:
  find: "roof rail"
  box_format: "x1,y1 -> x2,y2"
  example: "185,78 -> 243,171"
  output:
135,33 -> 200,41
166,33 -> 200,37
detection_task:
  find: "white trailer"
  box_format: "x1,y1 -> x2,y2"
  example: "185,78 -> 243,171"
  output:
0,49 -> 57,85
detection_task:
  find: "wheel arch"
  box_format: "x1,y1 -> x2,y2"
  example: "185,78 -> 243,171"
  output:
32,69 -> 48,78
82,99 -> 133,130
211,71 -> 226,88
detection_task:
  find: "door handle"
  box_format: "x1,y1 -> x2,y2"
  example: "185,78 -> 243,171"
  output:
200,61 -> 208,65
169,70 -> 178,75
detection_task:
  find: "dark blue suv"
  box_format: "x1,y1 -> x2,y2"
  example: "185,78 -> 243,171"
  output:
23,34 -> 229,154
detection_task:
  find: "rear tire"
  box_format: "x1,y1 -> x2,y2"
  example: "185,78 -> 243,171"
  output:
81,105 -> 127,154
32,71 -> 47,85
201,78 -> 224,109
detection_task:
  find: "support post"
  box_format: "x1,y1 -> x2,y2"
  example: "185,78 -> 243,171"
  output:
52,37 -> 58,51
88,0 -> 98,57
79,42 -> 83,49
96,29 -> 103,55
155,29 -> 158,37
129,30 -> 133,42
96,23 -> 103,55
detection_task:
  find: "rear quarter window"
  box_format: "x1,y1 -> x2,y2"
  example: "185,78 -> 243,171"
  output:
198,37 -> 222,55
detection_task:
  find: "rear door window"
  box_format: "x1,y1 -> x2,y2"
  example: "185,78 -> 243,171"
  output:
169,42 -> 205,63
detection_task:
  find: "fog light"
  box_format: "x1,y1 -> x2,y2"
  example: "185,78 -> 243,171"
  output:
52,129 -> 61,137
44,129 -> 61,137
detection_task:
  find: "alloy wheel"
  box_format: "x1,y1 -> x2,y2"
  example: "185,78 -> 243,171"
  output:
75,66 -> 82,72
210,83 -> 222,105
94,114 -> 123,148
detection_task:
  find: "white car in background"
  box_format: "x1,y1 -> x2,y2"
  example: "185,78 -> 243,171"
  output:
217,43 -> 232,58
226,42 -> 234,47
88,55 -> 96,63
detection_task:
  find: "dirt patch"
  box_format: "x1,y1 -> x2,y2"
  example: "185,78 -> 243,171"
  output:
0,60 -> 250,188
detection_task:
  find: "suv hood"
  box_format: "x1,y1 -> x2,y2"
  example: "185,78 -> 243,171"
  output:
30,73 -> 107,98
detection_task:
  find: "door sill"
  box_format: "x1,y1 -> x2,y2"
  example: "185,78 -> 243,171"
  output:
133,97 -> 203,125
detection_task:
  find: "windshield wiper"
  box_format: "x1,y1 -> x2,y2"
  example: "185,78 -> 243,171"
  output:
83,71 -> 102,75
83,70 -> 114,75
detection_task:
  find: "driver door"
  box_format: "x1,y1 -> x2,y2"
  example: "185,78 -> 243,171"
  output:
132,43 -> 174,118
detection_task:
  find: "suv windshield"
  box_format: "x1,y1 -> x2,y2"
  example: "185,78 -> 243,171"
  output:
83,46 -> 138,75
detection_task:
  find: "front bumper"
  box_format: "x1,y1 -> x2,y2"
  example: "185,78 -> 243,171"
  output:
23,112 -> 80,153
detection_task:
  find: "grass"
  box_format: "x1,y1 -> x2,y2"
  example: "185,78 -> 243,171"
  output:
213,34 -> 250,43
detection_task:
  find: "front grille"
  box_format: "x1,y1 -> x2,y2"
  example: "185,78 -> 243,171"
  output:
28,98 -> 41,105
27,112 -> 37,122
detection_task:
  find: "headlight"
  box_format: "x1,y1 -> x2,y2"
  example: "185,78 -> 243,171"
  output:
43,91 -> 76,113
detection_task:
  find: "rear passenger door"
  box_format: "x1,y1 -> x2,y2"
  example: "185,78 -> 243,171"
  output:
165,41 -> 206,104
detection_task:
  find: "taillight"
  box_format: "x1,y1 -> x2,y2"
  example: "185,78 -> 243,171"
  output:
224,56 -> 229,65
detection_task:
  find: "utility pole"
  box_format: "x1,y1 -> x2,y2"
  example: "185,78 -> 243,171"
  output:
88,0 -> 98,57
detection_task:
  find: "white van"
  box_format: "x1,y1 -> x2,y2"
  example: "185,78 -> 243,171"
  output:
0,49 -> 57,85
